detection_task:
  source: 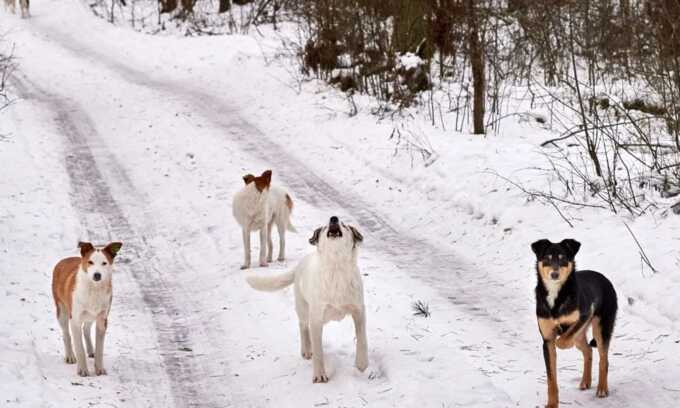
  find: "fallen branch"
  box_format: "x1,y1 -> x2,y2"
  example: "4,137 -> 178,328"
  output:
623,222 -> 659,274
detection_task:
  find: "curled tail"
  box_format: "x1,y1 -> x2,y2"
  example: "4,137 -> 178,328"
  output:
246,270 -> 295,292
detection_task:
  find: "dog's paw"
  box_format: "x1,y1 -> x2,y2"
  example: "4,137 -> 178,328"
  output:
259,262 -> 269,268
312,373 -> 329,383
596,384 -> 609,398
240,264 -> 250,270
77,366 -> 90,377
277,256 -> 285,262
95,366 -> 107,376
355,357 -> 368,372
301,350 -> 312,360
579,378 -> 591,390
65,354 -> 76,364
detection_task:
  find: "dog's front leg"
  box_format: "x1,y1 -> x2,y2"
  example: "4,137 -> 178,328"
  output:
94,315 -> 107,375
352,307 -> 368,372
83,321 -> 94,358
70,318 -> 89,376
241,228 -> 251,269
543,339 -> 558,408
258,228 -> 268,267
310,309 -> 328,383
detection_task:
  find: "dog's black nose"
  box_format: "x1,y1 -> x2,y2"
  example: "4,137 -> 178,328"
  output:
329,216 -> 339,224
93,273 -> 102,281
550,271 -> 559,280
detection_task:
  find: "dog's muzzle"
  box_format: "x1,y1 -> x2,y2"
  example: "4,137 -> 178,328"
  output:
327,216 -> 342,238
93,272 -> 102,282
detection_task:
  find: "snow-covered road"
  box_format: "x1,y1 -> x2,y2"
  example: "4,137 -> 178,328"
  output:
1,1 -> 678,407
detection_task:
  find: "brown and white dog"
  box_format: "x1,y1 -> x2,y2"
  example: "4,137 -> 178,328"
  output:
232,170 -> 296,269
52,241 -> 122,376
3,0 -> 29,18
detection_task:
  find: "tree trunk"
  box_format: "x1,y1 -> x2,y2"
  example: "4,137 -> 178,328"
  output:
218,0 -> 230,13
467,0 -> 485,134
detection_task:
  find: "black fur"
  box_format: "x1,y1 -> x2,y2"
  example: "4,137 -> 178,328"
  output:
532,239 -> 618,347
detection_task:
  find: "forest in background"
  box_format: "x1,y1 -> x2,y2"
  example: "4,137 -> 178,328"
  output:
79,0 -> 680,215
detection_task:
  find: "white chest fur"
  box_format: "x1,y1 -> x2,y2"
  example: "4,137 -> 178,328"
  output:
72,272 -> 112,322
543,279 -> 562,309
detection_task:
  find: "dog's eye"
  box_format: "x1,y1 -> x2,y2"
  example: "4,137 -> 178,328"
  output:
88,261 -> 94,265
102,262 -> 107,266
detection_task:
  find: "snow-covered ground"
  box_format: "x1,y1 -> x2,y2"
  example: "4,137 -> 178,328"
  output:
1,1 -> 679,407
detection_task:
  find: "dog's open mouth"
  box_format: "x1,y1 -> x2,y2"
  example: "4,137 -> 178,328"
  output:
327,216 -> 342,238
327,226 -> 342,238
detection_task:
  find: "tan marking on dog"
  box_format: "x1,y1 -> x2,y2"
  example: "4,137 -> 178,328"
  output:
52,257 -> 81,319
538,318 -> 557,340
546,340 -> 559,408
591,317 -> 610,398
285,193 -> 293,211
538,261 -> 574,283
575,331 -> 593,390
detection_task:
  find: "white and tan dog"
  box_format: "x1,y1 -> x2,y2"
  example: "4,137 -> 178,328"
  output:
52,241 -> 122,376
4,0 -> 29,18
247,216 -> 367,383
232,169 -> 296,269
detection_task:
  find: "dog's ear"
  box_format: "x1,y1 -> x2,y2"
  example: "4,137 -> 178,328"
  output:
261,170 -> 272,185
103,242 -> 123,260
78,241 -> 94,257
243,174 -> 255,184
349,226 -> 363,246
560,239 -> 581,258
309,227 -> 322,246
530,239 -> 551,257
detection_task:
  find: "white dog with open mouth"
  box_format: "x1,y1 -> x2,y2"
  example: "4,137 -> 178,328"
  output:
246,216 -> 367,383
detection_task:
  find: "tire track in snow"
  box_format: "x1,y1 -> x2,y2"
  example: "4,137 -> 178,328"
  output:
28,21 -> 679,408
13,76 -> 232,408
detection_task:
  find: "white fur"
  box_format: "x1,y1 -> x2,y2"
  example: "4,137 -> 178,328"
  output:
544,279 -> 562,309
232,183 -> 295,269
61,248 -> 113,377
246,223 -> 367,383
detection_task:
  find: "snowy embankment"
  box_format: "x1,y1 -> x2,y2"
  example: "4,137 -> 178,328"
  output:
0,0 -> 679,407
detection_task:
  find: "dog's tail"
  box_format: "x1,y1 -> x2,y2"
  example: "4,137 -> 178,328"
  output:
285,193 -> 297,232
246,270 -> 295,292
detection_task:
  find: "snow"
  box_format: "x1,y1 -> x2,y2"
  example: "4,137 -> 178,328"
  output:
1,1 -> 679,407
397,52 -> 424,71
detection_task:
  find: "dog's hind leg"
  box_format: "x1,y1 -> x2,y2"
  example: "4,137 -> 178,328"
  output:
592,317 -> 610,398
575,330 -> 592,390
309,308 -> 328,383
240,228 -> 251,270
296,297 -> 311,359
58,305 -> 76,364
83,321 -> 95,358
351,307 -> 368,372
276,219 -> 286,261
266,218 -> 274,263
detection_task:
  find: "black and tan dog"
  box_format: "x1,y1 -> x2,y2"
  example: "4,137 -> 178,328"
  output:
531,239 -> 617,408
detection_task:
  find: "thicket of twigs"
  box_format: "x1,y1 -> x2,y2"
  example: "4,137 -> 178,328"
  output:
283,0 -> 680,216
87,0 -> 680,216
0,38 -> 14,114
